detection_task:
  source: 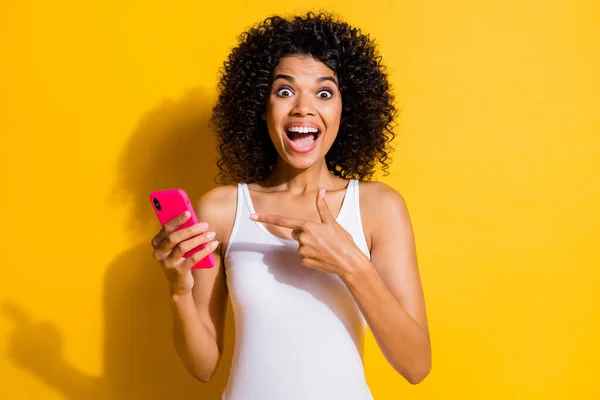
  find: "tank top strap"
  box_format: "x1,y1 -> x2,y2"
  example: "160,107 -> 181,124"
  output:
346,179 -> 370,260
334,179 -> 354,224
238,182 -> 254,217
223,182 -> 248,258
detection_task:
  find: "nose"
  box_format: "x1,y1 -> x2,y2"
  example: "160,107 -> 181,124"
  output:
290,92 -> 315,116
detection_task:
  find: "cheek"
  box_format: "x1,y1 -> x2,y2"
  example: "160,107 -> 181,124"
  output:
321,108 -> 342,132
265,121 -> 281,145
321,99 -> 342,119
264,108 -> 279,134
265,100 -> 288,128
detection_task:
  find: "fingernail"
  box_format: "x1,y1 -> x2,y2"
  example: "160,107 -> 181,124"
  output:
183,211 -> 191,218
206,231 -> 216,240
249,214 -> 258,220
320,187 -> 326,198
197,222 -> 208,230
209,240 -> 219,249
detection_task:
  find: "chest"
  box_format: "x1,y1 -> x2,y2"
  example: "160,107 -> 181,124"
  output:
248,188 -> 348,241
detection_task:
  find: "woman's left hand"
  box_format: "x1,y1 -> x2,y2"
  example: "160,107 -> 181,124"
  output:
250,188 -> 367,277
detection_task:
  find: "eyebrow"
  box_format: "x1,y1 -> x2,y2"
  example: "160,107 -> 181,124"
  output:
272,74 -> 339,87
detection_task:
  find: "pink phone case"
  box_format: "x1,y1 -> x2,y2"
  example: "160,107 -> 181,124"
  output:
149,189 -> 215,269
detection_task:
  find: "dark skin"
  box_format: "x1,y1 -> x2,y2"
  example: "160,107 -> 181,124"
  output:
250,185 -> 431,384
249,187 -> 361,276
151,55 -> 431,384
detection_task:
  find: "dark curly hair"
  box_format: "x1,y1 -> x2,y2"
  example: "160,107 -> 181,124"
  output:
211,11 -> 397,184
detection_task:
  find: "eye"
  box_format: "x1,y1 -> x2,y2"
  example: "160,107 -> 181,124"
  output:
276,87 -> 294,97
317,89 -> 333,99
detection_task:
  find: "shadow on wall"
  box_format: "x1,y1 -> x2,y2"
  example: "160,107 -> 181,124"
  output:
3,88 -> 235,399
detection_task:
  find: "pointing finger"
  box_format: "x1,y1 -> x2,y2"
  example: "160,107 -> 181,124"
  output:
250,213 -> 306,230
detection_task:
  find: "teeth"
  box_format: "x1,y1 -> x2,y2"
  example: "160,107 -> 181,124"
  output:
287,126 -> 319,134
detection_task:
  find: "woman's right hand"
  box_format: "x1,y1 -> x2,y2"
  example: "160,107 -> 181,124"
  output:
151,211 -> 219,295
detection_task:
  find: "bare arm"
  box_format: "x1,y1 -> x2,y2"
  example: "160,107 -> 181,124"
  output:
154,186 -> 236,382
249,182 -> 431,383
171,252 -> 227,382
341,182 -> 431,384
170,247 -> 227,382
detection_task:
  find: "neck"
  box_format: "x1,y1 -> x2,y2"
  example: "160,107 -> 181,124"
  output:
261,157 -> 338,194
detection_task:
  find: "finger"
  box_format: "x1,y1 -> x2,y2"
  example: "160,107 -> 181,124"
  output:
152,211 -> 191,247
301,256 -> 318,269
167,230 -> 216,262
156,222 -> 209,251
316,187 -> 336,225
181,240 -> 219,270
153,223 -> 209,261
250,213 -> 306,230
291,229 -> 300,241
297,244 -> 317,259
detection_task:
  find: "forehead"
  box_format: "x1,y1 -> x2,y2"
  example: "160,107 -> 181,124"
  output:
272,55 -> 336,79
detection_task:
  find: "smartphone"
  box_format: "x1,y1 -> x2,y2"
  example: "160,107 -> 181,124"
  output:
149,189 -> 216,269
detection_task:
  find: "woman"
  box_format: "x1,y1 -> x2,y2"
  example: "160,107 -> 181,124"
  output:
151,12 -> 431,399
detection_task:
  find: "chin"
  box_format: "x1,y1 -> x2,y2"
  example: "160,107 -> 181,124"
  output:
286,158 -> 318,170
281,153 -> 322,170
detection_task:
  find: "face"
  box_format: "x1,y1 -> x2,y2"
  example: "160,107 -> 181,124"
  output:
262,54 -> 342,170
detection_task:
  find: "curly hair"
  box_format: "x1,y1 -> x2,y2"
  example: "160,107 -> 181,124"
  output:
211,11 -> 397,184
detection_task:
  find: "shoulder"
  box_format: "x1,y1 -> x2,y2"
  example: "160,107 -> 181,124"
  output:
196,184 -> 239,211
359,180 -> 408,213
358,181 -> 411,247
195,184 -> 239,241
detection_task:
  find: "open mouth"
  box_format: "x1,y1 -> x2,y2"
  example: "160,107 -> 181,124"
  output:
285,126 -> 321,149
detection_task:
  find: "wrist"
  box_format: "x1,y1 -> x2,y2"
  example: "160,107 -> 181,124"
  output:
170,288 -> 193,302
340,254 -> 372,286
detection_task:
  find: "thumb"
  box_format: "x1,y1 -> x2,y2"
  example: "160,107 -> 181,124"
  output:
316,187 -> 336,224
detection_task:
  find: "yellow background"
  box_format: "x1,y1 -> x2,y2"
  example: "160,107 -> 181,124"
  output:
1,1 -> 598,399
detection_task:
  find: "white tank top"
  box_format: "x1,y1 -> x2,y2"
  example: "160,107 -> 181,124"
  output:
222,179 -> 374,400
